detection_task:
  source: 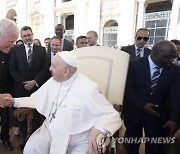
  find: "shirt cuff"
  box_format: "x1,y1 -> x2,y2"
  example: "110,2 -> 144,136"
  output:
33,80 -> 39,87
94,126 -> 112,137
13,98 -> 20,108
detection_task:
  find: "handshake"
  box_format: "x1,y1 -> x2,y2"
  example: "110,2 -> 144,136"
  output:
0,94 -> 14,108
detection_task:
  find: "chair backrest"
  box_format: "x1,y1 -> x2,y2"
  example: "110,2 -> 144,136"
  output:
72,46 -> 130,105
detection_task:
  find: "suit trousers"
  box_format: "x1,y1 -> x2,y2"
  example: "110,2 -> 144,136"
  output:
0,108 -> 10,141
124,113 -> 167,154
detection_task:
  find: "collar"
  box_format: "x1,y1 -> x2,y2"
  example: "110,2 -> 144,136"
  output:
51,51 -> 58,56
148,55 -> 163,72
135,45 -> 144,50
61,71 -> 78,86
25,43 -> 33,49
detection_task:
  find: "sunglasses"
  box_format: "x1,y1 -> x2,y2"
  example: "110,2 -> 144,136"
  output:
136,36 -> 149,41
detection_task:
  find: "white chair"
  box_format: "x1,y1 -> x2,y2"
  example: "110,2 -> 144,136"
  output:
72,46 -> 130,153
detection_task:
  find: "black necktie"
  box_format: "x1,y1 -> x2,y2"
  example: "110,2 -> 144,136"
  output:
151,67 -> 160,95
53,53 -> 56,56
27,46 -> 32,67
136,48 -> 141,58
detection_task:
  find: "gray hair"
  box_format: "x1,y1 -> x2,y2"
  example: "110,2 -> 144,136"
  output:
0,19 -> 19,37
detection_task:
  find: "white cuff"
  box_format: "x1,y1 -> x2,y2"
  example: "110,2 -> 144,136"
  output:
94,126 -> 111,137
13,98 -> 20,108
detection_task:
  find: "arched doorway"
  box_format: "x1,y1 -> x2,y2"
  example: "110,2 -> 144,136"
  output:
103,20 -> 118,47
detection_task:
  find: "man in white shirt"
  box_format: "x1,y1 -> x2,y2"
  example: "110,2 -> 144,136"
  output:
0,51 -> 121,154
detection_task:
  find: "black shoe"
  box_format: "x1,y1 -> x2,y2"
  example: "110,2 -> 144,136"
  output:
2,140 -> 13,151
18,138 -> 26,150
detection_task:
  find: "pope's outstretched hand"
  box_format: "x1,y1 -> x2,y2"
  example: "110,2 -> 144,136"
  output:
0,94 -> 14,108
88,128 -> 110,154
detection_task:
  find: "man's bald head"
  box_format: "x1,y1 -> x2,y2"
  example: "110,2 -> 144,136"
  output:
151,40 -> 177,68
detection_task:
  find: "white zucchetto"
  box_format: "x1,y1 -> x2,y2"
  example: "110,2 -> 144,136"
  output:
58,51 -> 78,68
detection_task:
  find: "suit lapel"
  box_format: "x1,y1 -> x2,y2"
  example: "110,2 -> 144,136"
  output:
143,57 -> 152,91
154,67 -> 168,92
144,48 -> 150,56
30,45 -> 38,67
130,45 -> 136,59
20,45 -> 29,66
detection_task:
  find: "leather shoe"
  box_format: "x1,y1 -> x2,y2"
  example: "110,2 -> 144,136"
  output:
2,140 -> 13,151
18,138 -> 26,149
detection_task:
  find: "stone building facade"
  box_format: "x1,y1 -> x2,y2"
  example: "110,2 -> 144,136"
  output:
0,0 -> 179,48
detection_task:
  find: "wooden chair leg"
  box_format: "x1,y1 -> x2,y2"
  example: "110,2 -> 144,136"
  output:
26,111 -> 33,140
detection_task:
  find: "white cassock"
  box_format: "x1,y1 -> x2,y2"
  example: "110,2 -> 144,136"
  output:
14,71 -> 121,154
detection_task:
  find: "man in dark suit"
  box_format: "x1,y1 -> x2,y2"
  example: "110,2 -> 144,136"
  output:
86,30 -> 100,46
76,35 -> 88,48
123,40 -> 180,154
47,24 -> 73,52
46,36 -> 61,79
121,28 -> 151,60
0,18 -> 19,151
9,26 -> 48,149
171,39 -> 180,62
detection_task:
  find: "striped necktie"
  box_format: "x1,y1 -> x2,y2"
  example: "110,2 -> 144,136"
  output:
151,67 -> 160,95
27,46 -> 32,67
136,48 -> 141,58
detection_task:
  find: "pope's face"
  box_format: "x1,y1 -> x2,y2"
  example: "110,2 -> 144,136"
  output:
0,31 -> 18,53
49,55 -> 66,82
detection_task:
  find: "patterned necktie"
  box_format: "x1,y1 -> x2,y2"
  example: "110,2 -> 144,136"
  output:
151,67 -> 160,95
27,46 -> 32,67
136,48 -> 141,58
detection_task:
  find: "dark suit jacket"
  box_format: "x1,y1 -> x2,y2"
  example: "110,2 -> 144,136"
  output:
168,75 -> 180,123
123,56 -> 180,124
0,51 -> 12,93
9,44 -> 48,97
121,44 -> 151,60
46,52 -> 52,80
63,39 -> 74,51
47,38 -> 74,53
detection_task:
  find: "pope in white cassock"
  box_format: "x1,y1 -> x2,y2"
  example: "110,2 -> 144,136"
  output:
0,51 -> 121,154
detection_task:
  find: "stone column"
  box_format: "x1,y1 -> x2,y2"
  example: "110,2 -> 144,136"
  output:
0,0 -> 5,18
168,0 -> 180,40
42,0 -> 55,38
74,0 -> 87,40
16,0 -> 28,27
136,0 -> 146,30
86,0 -> 100,35
117,0 -> 136,46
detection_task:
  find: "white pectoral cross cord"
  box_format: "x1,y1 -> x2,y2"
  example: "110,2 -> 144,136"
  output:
48,73 -> 77,123
49,108 -> 58,122
49,83 -> 67,123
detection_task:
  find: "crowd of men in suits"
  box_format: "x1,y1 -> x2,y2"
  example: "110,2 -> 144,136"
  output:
121,28 -> 180,154
0,21 -> 102,151
1,18 -> 180,154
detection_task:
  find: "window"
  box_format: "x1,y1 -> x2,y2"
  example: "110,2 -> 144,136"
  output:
103,20 -> 118,47
145,11 -> 171,47
64,15 -> 74,39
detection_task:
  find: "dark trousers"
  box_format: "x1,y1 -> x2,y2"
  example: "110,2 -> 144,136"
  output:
0,108 -> 10,141
124,114 -> 167,154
